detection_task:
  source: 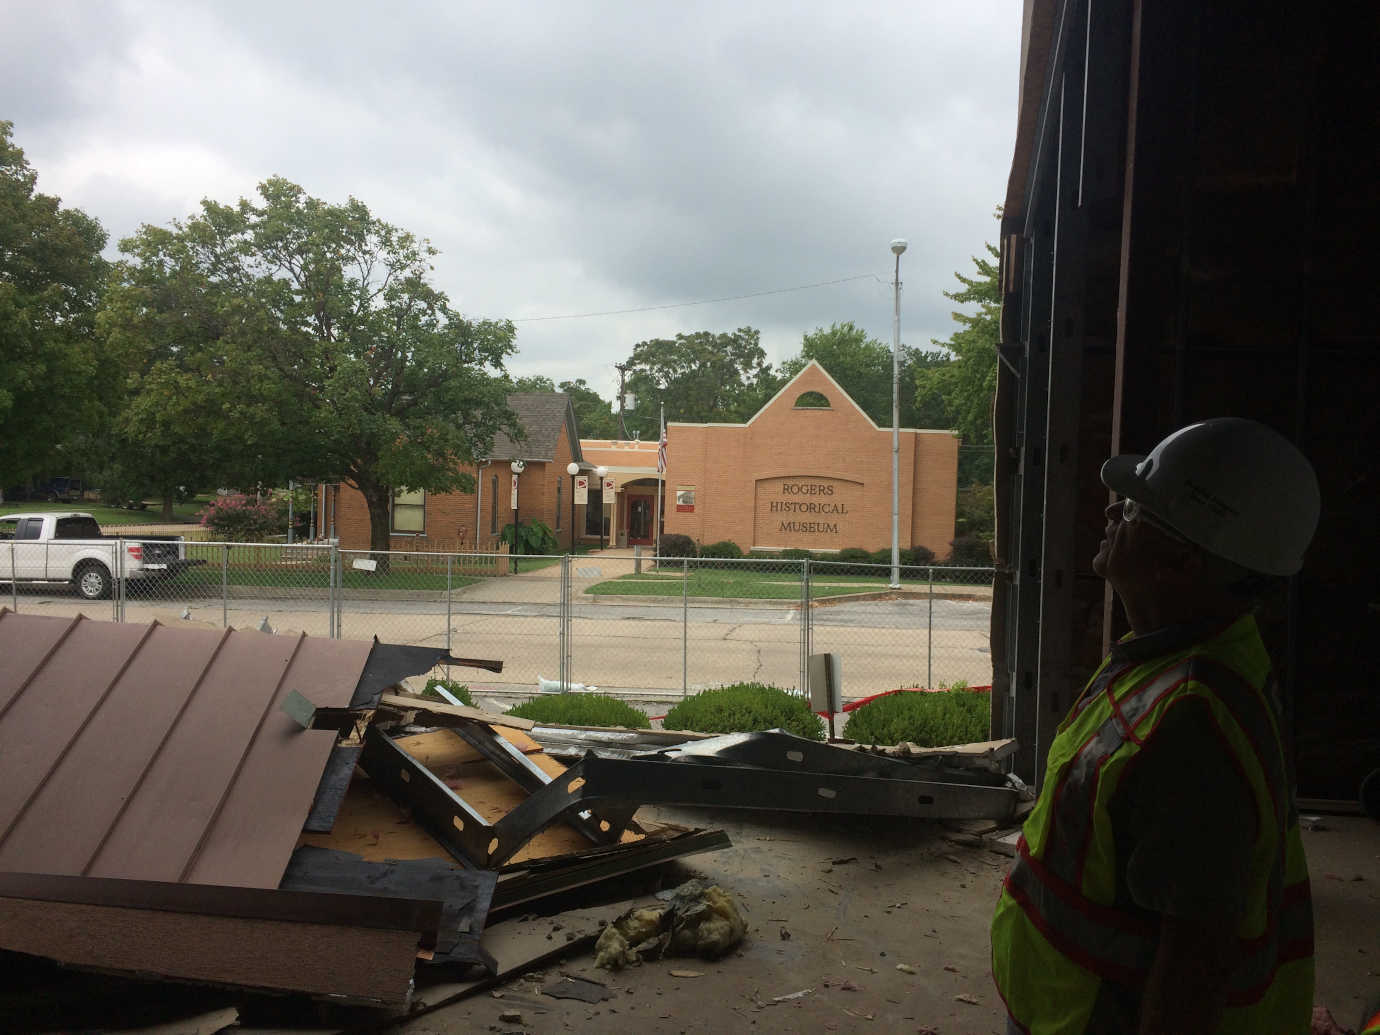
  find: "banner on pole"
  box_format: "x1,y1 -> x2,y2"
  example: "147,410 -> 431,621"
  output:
574,475 -> 589,505
510,474 -> 519,510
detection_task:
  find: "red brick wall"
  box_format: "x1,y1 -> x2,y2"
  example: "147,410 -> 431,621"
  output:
662,364 -> 959,556
322,419 -> 588,553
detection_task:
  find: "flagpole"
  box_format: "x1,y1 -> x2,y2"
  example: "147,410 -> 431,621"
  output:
655,403 -> 664,562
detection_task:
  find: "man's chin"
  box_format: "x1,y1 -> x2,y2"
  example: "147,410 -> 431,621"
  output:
1092,549 -> 1109,578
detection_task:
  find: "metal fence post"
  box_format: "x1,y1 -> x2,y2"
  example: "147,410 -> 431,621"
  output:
221,544 -> 229,628
927,566 -> 934,689
115,539 -> 124,622
799,558 -> 810,695
446,555 -> 454,654
9,541 -> 17,612
328,543 -> 338,639
559,555 -> 571,690
682,556 -> 689,697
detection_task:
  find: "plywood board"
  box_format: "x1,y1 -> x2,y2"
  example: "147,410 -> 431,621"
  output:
300,729 -> 640,866
0,895 -> 422,1006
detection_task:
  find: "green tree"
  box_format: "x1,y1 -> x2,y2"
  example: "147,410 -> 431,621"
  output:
0,122 -> 110,487
622,327 -> 780,425
779,320 -> 949,428
508,374 -> 556,393
105,177 -> 517,556
559,377 -> 619,439
919,240 -> 1000,486
99,217 -> 294,518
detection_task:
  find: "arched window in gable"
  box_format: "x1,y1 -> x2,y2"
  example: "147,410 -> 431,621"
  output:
794,390 -> 831,409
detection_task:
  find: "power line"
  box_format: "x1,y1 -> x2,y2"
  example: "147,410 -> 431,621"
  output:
511,272 -> 885,323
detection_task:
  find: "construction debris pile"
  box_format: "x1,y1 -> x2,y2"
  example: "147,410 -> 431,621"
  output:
0,607 -> 1026,1024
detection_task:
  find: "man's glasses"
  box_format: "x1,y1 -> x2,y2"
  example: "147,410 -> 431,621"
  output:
1120,497 -> 1190,543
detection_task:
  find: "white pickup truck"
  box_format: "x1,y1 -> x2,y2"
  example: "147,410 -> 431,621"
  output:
0,512 -> 205,600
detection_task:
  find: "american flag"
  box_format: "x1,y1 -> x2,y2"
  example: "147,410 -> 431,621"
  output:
657,412 -> 668,474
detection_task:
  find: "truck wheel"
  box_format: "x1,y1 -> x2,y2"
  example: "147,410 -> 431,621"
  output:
74,562 -> 112,601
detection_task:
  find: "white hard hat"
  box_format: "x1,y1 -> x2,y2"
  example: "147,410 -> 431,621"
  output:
1100,418 -> 1320,576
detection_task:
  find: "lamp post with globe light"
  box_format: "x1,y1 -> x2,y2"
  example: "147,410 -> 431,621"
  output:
889,238 -> 907,590
509,459 -> 525,572
566,461 -> 580,553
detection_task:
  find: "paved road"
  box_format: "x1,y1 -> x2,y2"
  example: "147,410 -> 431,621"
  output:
5,578 -> 995,705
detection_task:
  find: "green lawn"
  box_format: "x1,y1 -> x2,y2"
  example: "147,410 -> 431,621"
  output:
0,498 -> 213,525
585,566 -> 989,600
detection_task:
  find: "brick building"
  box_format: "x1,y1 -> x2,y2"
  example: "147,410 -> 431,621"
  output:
319,393 -> 594,553
319,367 -> 959,558
659,361 -> 959,555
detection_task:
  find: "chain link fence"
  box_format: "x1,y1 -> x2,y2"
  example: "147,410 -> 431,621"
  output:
2,540 -> 994,706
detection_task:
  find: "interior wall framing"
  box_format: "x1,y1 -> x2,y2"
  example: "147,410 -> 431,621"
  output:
996,0 -> 1379,797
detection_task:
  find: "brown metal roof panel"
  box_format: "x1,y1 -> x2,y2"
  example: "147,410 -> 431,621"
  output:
0,624 -> 228,875
0,619 -> 154,837
183,634 -> 373,888
0,610 -> 81,717
85,629 -> 305,883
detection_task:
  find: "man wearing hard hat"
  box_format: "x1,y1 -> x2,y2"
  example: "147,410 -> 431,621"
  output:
991,418 -> 1319,1034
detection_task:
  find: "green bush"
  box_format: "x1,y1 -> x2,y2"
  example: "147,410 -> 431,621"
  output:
663,682 -> 825,741
198,493 -> 282,541
660,533 -> 696,558
422,677 -> 475,706
780,548 -> 813,561
505,693 -> 650,728
827,546 -> 875,575
700,540 -> 743,560
501,519 -> 559,555
868,548 -> 892,566
842,687 -> 989,747
902,545 -> 937,567
944,534 -> 992,567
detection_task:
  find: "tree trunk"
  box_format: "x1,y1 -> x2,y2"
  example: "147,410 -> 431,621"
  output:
161,494 -> 175,522
363,487 -> 393,575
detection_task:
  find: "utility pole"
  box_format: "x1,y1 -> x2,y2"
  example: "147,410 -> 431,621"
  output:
614,363 -> 631,440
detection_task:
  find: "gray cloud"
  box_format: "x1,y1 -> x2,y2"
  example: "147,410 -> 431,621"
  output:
5,0 -> 1018,402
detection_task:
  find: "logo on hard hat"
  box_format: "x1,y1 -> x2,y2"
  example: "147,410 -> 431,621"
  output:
1182,478 -> 1241,519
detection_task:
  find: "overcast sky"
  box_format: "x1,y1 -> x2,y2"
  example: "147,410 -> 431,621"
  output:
5,1 -> 1019,413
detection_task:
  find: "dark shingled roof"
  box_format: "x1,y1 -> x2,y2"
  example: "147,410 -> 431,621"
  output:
486,393 -> 586,465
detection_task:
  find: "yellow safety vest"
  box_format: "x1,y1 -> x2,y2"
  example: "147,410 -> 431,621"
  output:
991,614 -> 1314,1034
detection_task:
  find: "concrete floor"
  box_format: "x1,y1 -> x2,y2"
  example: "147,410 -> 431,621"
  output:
402,809 -> 1380,1035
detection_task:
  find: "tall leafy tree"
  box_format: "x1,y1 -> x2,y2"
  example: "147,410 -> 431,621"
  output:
779,320 -> 948,428
622,327 -> 780,424
508,375 -> 556,393
106,177 -> 517,554
0,122 -> 110,488
919,241 -> 1000,486
558,378 -> 619,439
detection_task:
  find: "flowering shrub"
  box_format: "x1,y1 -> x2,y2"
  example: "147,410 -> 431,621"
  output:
198,494 -> 283,542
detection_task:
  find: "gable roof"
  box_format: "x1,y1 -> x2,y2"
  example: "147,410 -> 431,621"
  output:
486,393 -> 586,464
746,360 -> 879,428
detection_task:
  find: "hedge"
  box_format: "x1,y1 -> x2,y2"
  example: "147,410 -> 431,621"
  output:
842,687 -> 988,747
663,682 -> 825,741
422,677 -> 475,706
505,693 -> 651,728
659,533 -> 696,558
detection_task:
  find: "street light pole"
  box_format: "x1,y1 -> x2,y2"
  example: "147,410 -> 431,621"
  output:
595,465 -> 609,551
889,238 -> 907,589
566,461 -> 579,554
509,459 -> 525,573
